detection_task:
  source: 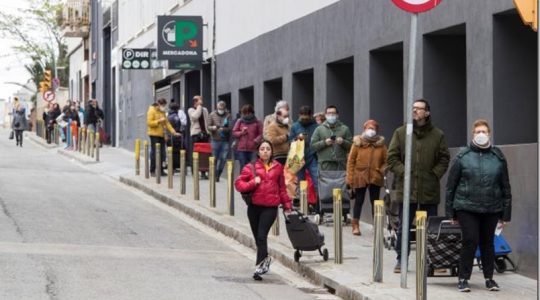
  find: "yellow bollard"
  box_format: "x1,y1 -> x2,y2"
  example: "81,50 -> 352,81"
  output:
193,152 -> 200,200
373,200 -> 385,282
334,188 -> 343,264
209,156 -> 216,207
272,213 -> 280,236
95,132 -> 100,162
156,143 -> 161,184
416,211 -> 427,300
144,141 -> 149,179
135,139 -> 141,175
167,147 -> 173,189
180,150 -> 186,194
78,129 -> 82,152
300,180 -> 308,215
89,130 -> 95,158
226,160 -> 235,216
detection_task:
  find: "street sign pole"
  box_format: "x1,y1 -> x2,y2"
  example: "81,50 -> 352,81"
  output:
400,12 -> 418,289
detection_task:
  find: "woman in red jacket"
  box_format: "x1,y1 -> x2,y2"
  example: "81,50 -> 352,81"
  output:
235,140 -> 292,281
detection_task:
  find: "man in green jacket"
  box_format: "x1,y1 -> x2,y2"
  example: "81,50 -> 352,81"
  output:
311,105 -> 353,171
387,99 -> 450,273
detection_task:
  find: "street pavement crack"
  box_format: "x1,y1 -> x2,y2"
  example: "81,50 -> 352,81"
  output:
0,196 -> 24,240
45,270 -> 59,300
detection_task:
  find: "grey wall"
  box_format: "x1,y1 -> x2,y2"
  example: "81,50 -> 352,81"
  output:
291,69 -> 314,118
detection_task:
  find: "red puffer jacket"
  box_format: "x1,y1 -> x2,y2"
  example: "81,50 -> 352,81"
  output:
235,159 -> 292,210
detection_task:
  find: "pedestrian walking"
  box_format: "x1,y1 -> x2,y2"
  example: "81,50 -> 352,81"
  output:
167,102 -> 186,172
346,119 -> 387,236
147,98 -> 181,176
234,140 -> 292,281
387,99 -> 450,273
11,106 -> 28,147
445,119 -> 512,292
188,95 -> 210,179
232,104 -> 263,170
265,109 -> 290,165
208,101 -> 232,181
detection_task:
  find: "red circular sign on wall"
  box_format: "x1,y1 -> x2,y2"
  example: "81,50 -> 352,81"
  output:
391,0 -> 442,13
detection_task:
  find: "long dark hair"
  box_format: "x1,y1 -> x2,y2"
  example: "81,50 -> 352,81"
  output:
256,139 -> 274,161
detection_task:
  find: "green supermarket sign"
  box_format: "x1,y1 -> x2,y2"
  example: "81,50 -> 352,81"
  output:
157,16 -> 202,64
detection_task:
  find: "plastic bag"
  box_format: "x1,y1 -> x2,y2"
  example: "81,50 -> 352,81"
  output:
286,139 -> 305,174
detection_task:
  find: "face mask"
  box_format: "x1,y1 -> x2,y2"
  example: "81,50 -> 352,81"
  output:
159,106 -> 166,112
326,115 -> 337,124
281,117 -> 290,125
473,133 -> 490,146
364,129 -> 376,138
217,109 -> 225,115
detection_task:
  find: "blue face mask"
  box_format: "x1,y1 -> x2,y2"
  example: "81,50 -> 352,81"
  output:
326,115 -> 337,124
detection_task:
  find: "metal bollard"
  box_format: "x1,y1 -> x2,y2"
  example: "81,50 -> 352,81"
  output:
167,147 -> 173,189
80,128 -> 85,152
193,152 -> 200,200
226,160 -> 235,216
89,130 -> 95,158
373,200 -> 385,282
416,211 -> 427,300
78,129 -> 82,152
95,132 -> 100,162
300,180 -> 308,215
135,139 -> 141,175
272,213 -> 280,236
144,141 -> 149,179
333,188 -> 343,264
156,143 -> 161,184
180,150 -> 186,194
209,156 -> 216,207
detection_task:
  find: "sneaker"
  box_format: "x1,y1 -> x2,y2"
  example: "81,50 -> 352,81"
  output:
253,272 -> 262,281
260,257 -> 272,275
394,261 -> 401,273
161,171 -> 168,176
485,279 -> 499,291
458,279 -> 471,292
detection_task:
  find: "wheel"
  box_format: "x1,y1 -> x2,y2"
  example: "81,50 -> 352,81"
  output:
495,257 -> 507,273
322,248 -> 329,261
294,250 -> 301,262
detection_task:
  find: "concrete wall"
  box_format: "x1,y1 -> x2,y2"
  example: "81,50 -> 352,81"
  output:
213,0 -> 538,279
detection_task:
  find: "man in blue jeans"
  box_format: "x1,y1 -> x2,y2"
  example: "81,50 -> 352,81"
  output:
208,101 -> 231,182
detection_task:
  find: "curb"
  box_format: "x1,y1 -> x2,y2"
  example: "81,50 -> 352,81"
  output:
119,175 -> 369,300
57,149 -> 99,165
27,133 -> 57,149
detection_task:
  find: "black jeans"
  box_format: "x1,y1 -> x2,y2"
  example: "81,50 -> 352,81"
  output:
14,130 -> 23,145
149,136 -> 166,173
396,203 -> 438,261
353,185 -> 381,219
247,204 -> 278,265
456,211 -> 499,280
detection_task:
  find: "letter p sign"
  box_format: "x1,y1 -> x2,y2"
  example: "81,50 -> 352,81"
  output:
176,21 -> 198,48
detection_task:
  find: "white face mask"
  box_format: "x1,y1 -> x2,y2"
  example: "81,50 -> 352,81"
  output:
159,106 -> 166,112
281,117 -> 290,125
364,129 -> 376,138
217,109 -> 225,115
326,115 -> 337,124
473,133 -> 490,146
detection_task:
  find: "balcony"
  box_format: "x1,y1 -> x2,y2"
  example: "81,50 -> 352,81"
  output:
59,0 -> 90,38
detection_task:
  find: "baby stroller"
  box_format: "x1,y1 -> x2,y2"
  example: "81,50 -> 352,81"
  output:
475,233 -> 516,273
383,174 -> 400,250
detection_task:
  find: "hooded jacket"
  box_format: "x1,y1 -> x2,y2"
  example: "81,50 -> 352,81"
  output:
146,105 -> 176,137
346,135 -> 387,188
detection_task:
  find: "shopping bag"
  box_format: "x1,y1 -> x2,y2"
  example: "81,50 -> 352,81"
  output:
9,131 -> 14,140
284,165 -> 298,199
286,139 -> 305,174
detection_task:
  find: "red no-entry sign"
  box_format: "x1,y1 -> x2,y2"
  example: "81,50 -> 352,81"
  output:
392,0 -> 442,13
43,90 -> 55,102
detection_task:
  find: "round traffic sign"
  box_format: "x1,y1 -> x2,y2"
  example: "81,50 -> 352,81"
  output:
43,90 -> 55,102
391,0 -> 442,13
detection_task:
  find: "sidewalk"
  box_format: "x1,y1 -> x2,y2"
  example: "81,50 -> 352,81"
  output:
28,133 -> 538,300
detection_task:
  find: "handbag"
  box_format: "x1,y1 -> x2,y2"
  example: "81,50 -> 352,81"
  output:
9,131 -> 14,140
241,163 -> 257,205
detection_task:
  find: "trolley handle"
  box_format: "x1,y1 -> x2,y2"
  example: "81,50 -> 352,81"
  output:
436,220 -> 455,241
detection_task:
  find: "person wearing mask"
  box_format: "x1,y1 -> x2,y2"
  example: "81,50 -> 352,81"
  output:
11,106 -> 28,147
188,95 -> 210,179
346,119 -> 387,236
84,99 -> 105,133
147,98 -> 181,176
232,104 -> 263,170
167,102 -> 186,172
263,100 -> 292,138
445,119 -> 511,292
208,101 -> 232,182
289,105 -> 320,193
234,140 -> 292,281
265,109 -> 290,165
310,105 -> 353,172
387,99 -> 450,273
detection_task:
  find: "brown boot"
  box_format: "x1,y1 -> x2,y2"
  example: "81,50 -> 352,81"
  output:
352,219 -> 361,236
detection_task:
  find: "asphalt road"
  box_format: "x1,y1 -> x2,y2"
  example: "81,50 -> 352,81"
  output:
0,131 -> 337,300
